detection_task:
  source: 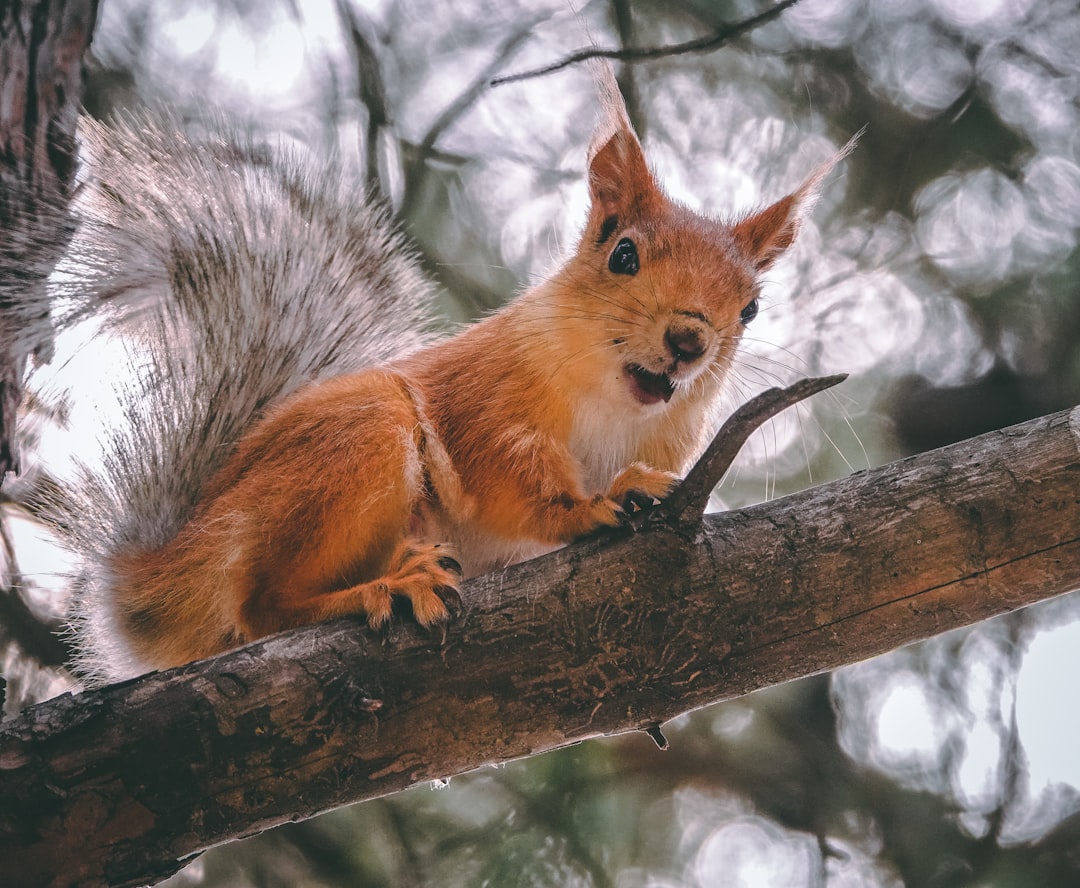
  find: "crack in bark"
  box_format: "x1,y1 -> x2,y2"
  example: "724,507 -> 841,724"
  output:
737,535 -> 1080,656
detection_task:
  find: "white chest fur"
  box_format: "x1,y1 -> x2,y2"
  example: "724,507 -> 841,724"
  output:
569,396 -> 657,492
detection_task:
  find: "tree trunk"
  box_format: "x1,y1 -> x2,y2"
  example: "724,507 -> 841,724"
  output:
0,0 -> 99,713
0,0 -> 98,473
2,404 -> 1078,888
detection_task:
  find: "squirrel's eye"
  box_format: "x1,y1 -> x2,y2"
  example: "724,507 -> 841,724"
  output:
608,238 -> 639,276
740,298 -> 759,325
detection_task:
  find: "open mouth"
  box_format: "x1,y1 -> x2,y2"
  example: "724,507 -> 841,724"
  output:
626,364 -> 675,405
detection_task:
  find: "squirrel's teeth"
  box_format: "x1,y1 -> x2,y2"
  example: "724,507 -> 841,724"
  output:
626,364 -> 675,405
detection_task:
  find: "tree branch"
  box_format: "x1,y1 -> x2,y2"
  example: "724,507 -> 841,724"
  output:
334,0 -> 391,195
398,20 -> 539,222
3,388 -> 1080,886
491,0 -> 805,87
611,0 -> 645,139
653,373 -> 848,527
0,0 -> 98,474
0,584 -> 70,671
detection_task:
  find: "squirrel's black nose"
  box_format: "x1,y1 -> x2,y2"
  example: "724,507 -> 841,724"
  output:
664,325 -> 707,364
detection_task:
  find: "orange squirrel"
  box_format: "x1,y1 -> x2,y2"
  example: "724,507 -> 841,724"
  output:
55,66 -> 846,682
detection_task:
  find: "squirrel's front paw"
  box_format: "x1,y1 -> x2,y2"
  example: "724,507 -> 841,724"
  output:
568,465 -> 680,539
554,465 -> 680,542
607,463 -> 679,513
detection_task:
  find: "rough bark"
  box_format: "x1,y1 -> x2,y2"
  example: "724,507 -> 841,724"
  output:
0,0 -> 98,715
2,401 -> 1079,888
0,0 -> 98,474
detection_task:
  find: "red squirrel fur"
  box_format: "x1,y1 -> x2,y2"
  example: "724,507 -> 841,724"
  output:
62,66 -> 846,679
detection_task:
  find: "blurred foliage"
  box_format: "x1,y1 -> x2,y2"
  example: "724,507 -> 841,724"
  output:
5,0 -> 1080,884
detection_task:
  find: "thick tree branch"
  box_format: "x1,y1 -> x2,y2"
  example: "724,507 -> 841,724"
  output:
3,397 -> 1080,887
491,0 -> 804,87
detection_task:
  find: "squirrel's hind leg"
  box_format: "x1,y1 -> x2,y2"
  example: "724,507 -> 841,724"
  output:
293,539 -> 463,631
218,368 -> 466,640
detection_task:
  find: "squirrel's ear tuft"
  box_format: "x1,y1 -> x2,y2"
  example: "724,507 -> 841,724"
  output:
732,131 -> 860,271
586,60 -> 661,234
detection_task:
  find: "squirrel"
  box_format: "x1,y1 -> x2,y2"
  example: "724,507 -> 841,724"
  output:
46,64 -> 847,683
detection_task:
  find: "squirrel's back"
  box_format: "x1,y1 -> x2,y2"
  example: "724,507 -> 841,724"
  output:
56,115 -> 435,682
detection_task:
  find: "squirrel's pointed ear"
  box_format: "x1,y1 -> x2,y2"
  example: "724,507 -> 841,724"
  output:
586,60 -> 662,235
732,132 -> 860,271
731,191 -> 804,272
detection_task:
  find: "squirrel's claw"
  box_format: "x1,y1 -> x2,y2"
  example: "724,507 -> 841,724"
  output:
621,489 -> 663,515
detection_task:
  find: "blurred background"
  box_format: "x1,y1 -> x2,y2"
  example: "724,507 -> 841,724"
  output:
4,0 -> 1080,884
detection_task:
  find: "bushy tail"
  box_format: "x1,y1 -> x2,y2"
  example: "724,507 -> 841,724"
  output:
45,114 -> 436,682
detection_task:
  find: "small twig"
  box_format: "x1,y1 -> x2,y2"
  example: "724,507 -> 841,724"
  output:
399,20 -> 539,220
655,373 -> 848,528
491,0 -> 805,87
0,513 -> 71,669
